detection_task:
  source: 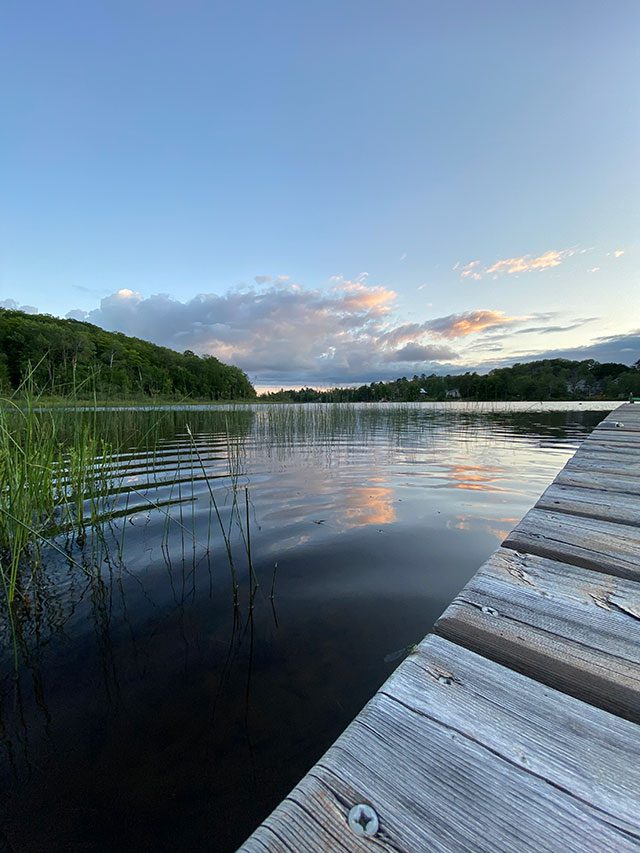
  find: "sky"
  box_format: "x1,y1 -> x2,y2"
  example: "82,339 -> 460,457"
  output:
1,0 -> 639,389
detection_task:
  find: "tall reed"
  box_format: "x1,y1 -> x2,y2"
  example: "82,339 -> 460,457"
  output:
0,392 -> 115,607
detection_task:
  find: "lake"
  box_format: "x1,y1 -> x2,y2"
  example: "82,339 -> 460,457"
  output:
0,402 -> 616,851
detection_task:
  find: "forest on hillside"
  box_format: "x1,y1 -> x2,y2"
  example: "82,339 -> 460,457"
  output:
0,308 -> 256,399
262,358 -> 640,402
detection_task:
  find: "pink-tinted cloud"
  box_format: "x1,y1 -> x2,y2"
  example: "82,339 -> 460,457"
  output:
485,249 -> 572,275
459,260 -> 481,280
458,248 -> 576,281
426,310 -> 520,338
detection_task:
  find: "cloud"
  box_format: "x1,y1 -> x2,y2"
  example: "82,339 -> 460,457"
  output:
459,248 -> 575,281
474,331 -> 640,371
386,343 -> 458,362
514,320 -> 596,335
254,275 -> 272,284
0,298 -> 38,314
63,278 -> 482,385
425,310 -> 519,338
485,249 -> 571,276
612,249 -> 625,258
460,261 -> 481,280
477,317 -> 597,342
587,267 -> 600,274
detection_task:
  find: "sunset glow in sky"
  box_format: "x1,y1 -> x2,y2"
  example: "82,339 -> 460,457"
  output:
1,1 -> 639,388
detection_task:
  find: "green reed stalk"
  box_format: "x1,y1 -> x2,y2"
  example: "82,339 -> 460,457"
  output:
185,424 -> 238,605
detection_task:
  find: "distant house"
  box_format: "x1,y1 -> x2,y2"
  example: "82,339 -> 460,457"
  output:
445,388 -> 461,399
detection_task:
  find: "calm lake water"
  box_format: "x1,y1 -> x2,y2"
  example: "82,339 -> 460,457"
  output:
0,402 -> 615,851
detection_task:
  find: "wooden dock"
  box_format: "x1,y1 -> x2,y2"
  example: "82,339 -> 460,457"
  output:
240,403 -> 640,852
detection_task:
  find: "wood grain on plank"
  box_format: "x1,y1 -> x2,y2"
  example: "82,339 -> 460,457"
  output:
240,636 -> 640,852
555,467 -> 640,495
607,404 -> 640,418
582,444 -> 640,458
575,441 -> 640,458
537,482 -> 640,526
435,548 -> 640,720
564,455 -> 640,477
571,449 -> 640,467
503,507 -> 640,579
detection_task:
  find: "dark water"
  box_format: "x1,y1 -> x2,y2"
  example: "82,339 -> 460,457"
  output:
0,402 -> 614,851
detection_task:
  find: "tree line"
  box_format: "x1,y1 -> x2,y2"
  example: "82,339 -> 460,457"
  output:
0,308 -> 256,399
262,358 -> 640,402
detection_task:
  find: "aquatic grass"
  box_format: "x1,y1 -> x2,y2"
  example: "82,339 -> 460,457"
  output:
0,394 -> 59,604
0,382 -> 132,607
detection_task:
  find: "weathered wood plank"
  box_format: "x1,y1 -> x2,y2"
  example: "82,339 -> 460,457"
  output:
435,548 -> 640,720
503,507 -> 640,579
570,450 -> 640,468
592,406 -> 640,428
591,423 -> 640,442
588,413 -> 640,440
583,442 -> 640,456
555,466 -> 640,495
605,404 -> 640,419
565,454 -> 640,476
597,423 -> 640,431
574,443 -> 640,460
241,636 -> 640,852
537,482 -> 640,526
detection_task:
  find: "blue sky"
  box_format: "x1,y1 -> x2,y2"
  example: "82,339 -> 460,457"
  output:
1,0 -> 639,388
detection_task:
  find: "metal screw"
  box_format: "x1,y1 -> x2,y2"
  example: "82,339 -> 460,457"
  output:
348,803 -> 379,837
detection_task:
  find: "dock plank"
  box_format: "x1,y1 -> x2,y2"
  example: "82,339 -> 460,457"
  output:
241,636 -> 640,852
435,548 -> 640,720
555,466 -> 640,495
503,507 -> 640,579
565,455 -> 640,476
537,482 -> 640,526
583,438 -> 640,452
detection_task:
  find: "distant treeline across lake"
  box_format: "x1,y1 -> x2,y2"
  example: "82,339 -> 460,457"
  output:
263,358 -> 640,403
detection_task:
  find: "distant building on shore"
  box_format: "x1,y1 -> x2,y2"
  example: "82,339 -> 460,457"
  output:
445,388 -> 461,399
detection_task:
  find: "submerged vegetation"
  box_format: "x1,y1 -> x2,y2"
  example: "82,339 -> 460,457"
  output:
0,307 -> 256,400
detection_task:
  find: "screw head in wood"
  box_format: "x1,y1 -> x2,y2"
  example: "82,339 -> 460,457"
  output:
348,803 -> 379,837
